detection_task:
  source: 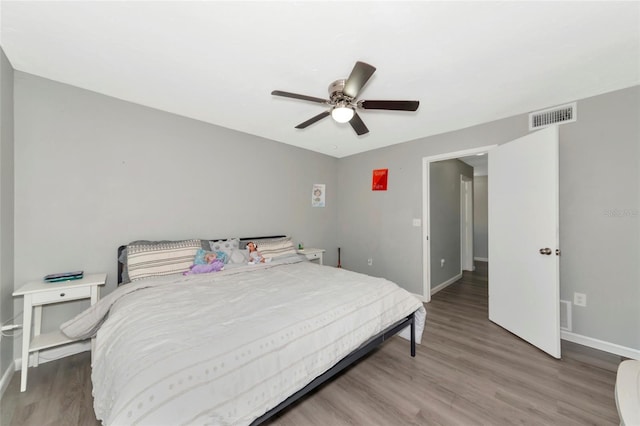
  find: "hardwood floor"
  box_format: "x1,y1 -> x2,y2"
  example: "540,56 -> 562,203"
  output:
1,262 -> 623,425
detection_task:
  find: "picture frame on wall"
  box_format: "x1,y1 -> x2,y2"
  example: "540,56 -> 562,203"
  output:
372,169 -> 388,191
312,184 -> 325,207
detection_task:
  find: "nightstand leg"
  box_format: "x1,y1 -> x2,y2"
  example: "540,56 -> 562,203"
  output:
32,305 -> 42,367
20,295 -> 33,392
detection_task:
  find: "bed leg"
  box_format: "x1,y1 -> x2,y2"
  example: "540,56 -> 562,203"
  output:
410,314 -> 416,357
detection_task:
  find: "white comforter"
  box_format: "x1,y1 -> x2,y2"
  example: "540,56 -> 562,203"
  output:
62,257 -> 426,426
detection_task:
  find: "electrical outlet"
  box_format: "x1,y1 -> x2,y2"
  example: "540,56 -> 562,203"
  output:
574,292 -> 587,307
440,259 -> 445,268
367,258 -> 373,266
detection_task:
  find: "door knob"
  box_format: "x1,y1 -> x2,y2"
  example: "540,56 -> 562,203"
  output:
539,248 -> 552,255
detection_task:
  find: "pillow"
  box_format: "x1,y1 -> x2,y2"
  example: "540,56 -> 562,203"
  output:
228,248 -> 249,264
127,239 -> 201,281
119,239 -> 209,284
255,237 -> 297,259
209,238 -> 240,262
239,236 -> 286,250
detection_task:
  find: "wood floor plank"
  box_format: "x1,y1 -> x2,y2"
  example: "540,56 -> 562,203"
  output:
1,262 -> 623,425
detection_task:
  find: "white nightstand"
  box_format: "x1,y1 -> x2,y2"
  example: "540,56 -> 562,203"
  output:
13,273 -> 106,392
298,248 -> 325,265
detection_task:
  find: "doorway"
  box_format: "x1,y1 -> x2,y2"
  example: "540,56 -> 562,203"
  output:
422,145 -> 496,301
423,126 -> 561,358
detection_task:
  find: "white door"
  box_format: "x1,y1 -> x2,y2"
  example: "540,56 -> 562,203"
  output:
488,125 -> 560,358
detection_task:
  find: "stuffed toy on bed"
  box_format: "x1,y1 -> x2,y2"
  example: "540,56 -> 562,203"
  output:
183,250 -> 225,275
183,261 -> 225,275
194,248 -> 228,265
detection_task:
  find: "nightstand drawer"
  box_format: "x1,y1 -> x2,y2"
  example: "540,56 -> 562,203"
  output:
305,252 -> 321,260
298,248 -> 325,265
30,285 -> 91,305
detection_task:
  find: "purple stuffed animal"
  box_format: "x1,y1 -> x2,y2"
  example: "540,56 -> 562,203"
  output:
183,259 -> 225,275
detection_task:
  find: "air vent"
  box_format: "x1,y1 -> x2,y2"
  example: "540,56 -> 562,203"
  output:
529,102 -> 576,130
560,300 -> 572,331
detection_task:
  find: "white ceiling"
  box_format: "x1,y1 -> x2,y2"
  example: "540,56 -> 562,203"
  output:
1,1 -> 639,158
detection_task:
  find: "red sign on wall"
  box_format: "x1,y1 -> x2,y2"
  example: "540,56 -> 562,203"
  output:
372,169 -> 388,191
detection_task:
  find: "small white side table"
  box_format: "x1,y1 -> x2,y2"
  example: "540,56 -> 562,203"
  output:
13,273 -> 106,392
298,248 -> 325,265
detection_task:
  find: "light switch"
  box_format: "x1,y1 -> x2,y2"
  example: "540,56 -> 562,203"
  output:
412,218 -> 421,227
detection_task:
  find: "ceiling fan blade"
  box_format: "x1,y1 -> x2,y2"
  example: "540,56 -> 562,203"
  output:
295,111 -> 331,129
360,100 -> 420,111
349,112 -> 369,135
343,61 -> 376,99
272,90 -> 328,104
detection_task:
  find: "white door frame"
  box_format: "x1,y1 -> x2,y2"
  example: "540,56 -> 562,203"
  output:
422,145 -> 497,301
460,175 -> 474,272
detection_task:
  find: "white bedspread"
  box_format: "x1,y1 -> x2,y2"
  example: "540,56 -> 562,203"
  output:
62,257 -> 426,425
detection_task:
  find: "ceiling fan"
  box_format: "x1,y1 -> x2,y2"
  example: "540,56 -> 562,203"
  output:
271,61 -> 419,136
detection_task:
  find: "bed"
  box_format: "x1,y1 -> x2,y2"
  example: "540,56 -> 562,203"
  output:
61,236 -> 426,425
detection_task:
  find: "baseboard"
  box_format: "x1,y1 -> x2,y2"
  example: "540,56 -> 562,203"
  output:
561,331 -> 640,360
0,360 -> 15,400
431,273 -> 463,296
14,341 -> 90,371
474,257 -> 488,262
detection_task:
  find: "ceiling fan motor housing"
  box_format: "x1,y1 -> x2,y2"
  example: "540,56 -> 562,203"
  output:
328,79 -> 352,105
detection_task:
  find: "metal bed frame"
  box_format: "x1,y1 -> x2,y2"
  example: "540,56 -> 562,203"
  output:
251,312 -> 415,425
116,236 -> 417,424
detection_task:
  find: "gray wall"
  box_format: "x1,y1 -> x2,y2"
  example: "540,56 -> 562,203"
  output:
13,72 -> 339,341
0,48 -> 15,379
473,175 -> 488,260
338,85 -> 639,351
429,159 -> 473,286
558,86 -> 639,347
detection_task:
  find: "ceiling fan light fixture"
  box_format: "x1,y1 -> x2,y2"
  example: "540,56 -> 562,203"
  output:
331,105 -> 354,123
